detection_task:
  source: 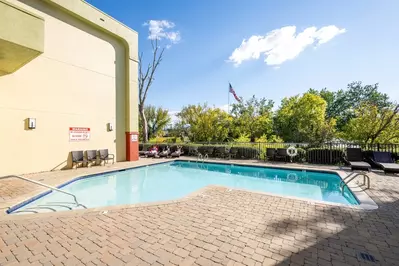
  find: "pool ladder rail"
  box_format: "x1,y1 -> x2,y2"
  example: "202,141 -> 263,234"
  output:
1,175 -> 87,214
197,153 -> 208,163
339,172 -> 370,195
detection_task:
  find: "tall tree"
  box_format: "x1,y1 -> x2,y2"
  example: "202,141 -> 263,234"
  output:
139,106 -> 171,140
138,40 -> 165,142
178,104 -> 231,142
274,93 -> 336,143
230,96 -> 274,142
308,88 -> 336,119
341,103 -> 399,144
310,82 -> 391,130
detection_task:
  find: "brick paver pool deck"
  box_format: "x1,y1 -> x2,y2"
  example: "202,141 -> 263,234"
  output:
1,158 -> 399,265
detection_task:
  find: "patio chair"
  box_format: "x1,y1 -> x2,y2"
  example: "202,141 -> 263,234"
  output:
345,148 -> 371,171
139,145 -> 151,157
229,147 -> 238,159
205,147 -> 214,157
86,150 -> 97,167
214,147 -> 228,159
71,150 -> 86,169
146,145 -> 160,158
369,151 -> 399,174
171,146 -> 182,158
266,148 -> 276,161
188,146 -> 199,156
159,146 -> 171,158
99,149 -> 115,165
275,148 -> 288,162
224,147 -> 231,159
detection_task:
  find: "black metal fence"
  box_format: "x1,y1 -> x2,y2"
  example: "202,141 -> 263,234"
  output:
139,142 -> 399,165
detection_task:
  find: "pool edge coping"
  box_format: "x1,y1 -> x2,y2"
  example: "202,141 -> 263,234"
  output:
181,159 -> 378,211
4,158 -> 378,216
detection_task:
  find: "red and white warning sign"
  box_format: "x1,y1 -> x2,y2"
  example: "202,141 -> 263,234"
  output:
69,127 -> 90,141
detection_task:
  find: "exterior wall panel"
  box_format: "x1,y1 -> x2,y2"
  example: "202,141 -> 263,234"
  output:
0,0 -> 137,175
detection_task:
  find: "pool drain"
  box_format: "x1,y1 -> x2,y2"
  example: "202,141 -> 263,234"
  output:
358,252 -> 378,263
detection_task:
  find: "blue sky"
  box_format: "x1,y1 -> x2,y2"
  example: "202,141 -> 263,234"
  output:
87,0 -> 399,115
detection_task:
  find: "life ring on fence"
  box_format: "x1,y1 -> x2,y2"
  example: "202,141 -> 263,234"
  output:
286,146 -> 298,157
287,173 -> 298,182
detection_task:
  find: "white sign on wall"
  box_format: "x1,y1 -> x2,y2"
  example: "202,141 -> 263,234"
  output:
131,134 -> 138,142
69,127 -> 90,141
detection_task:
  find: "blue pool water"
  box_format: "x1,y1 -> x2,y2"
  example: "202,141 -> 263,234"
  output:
10,161 -> 358,214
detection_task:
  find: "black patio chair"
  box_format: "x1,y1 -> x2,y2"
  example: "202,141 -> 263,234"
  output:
71,150 -> 86,169
229,147 -> 238,159
214,146 -> 228,159
99,149 -> 115,165
188,146 -> 199,156
205,147 -> 214,157
369,151 -> 399,174
345,148 -> 371,171
275,148 -> 288,162
266,148 -> 276,161
86,150 -> 97,167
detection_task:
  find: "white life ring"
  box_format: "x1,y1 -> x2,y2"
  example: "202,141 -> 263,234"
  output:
286,146 -> 298,157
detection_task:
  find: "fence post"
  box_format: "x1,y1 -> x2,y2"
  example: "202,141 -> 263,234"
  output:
377,143 -> 380,151
330,143 -> 333,164
258,142 -> 261,160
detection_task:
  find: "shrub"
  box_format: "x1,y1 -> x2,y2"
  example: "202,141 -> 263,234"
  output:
234,134 -> 251,143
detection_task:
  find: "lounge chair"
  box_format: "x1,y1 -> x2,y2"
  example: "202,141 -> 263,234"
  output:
86,150 -> 97,167
71,150 -> 86,169
345,148 -> 371,171
159,147 -> 171,158
146,145 -> 159,158
275,148 -> 288,162
369,151 -> 399,174
266,148 -> 276,161
171,146 -> 183,158
139,145 -> 151,157
99,149 -> 115,165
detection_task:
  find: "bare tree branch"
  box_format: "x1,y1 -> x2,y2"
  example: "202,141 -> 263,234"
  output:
138,39 -> 165,106
138,39 -> 165,142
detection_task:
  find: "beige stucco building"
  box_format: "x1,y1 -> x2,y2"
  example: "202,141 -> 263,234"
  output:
0,0 -> 139,176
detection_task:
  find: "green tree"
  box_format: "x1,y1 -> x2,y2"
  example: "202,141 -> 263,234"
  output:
178,104 -> 231,142
309,82 -> 391,130
307,88 -> 336,119
139,105 -> 171,140
230,96 -> 274,142
274,93 -> 336,143
167,121 -> 189,141
341,103 -> 399,144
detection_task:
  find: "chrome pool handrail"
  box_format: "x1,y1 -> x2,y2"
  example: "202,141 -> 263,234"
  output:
340,172 -> 370,195
1,175 -> 87,209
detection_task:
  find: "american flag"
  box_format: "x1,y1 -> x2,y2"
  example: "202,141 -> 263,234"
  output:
229,83 -> 241,102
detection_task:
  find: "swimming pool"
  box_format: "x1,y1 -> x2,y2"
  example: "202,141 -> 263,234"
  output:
9,161 -> 359,214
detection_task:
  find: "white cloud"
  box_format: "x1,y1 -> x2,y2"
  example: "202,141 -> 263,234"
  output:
144,20 -> 181,44
218,104 -> 230,112
168,110 -> 180,125
228,25 -> 346,66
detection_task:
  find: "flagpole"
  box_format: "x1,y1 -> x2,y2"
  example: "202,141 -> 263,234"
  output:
228,82 -> 230,114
